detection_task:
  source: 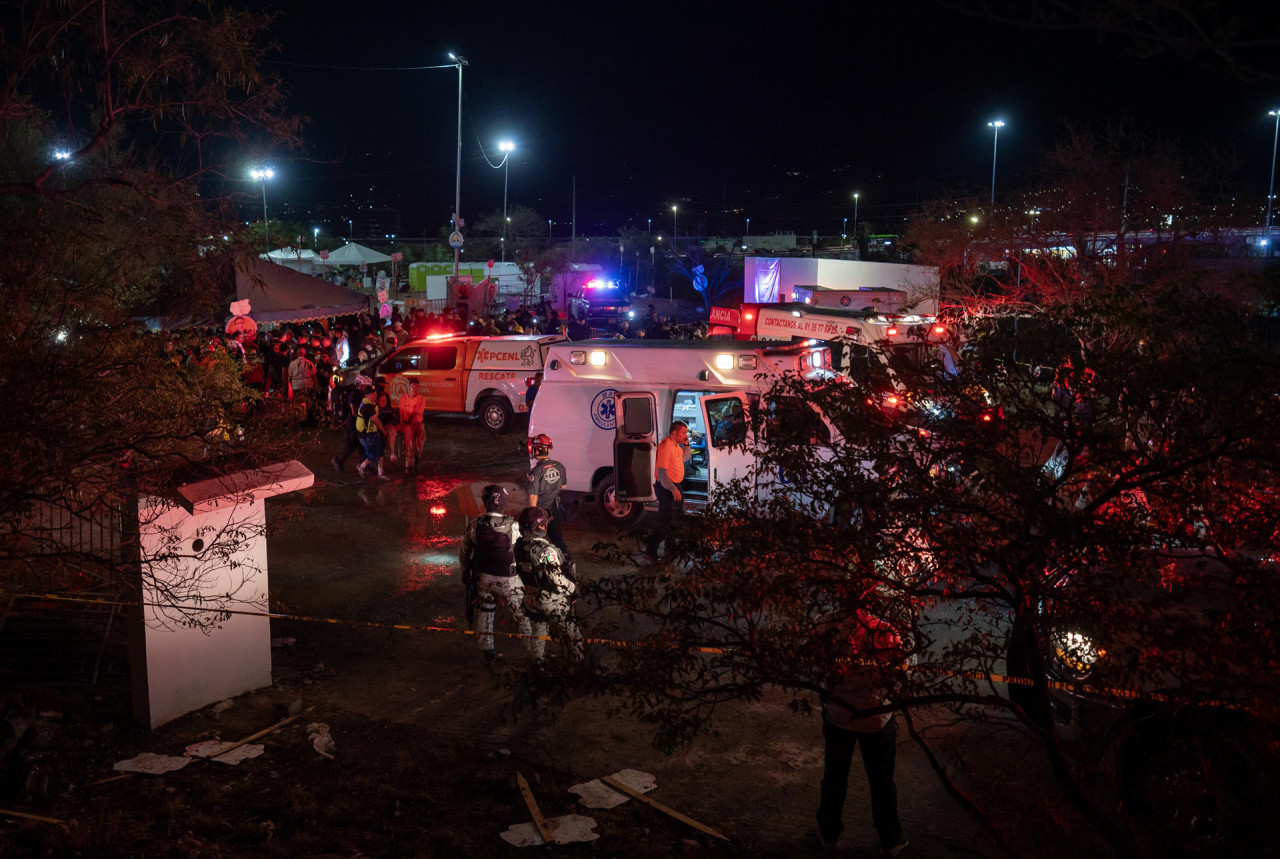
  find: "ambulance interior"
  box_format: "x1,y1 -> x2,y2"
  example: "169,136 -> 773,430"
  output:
672,390 -> 753,500
672,391 -> 712,492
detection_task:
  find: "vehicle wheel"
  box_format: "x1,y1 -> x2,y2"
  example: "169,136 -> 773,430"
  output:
479,398 -> 513,435
596,474 -> 644,527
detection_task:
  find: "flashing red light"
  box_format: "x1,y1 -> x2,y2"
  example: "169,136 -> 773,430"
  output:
886,395 -> 900,406
981,413 -> 993,422
886,327 -> 898,336
744,312 -> 754,321
429,504 -> 447,516
934,325 -> 946,335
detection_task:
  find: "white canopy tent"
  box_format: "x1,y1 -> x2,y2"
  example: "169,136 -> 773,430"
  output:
261,247 -> 325,274
324,242 -> 393,266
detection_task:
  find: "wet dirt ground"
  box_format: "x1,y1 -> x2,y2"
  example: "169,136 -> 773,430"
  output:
0,417 -> 1092,858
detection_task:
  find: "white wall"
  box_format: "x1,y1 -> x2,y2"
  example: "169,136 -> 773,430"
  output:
746,257 -> 938,307
132,461 -> 312,729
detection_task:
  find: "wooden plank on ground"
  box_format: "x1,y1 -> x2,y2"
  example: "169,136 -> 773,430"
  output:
517,771 -> 556,845
600,775 -> 729,842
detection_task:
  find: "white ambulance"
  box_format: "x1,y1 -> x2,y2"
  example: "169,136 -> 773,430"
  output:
366,333 -> 565,434
527,339 -> 837,525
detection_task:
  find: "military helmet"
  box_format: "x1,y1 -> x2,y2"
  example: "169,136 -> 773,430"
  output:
518,506 -> 551,534
481,484 -> 508,513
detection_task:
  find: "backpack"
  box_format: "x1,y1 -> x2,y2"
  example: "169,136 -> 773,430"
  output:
472,514 -> 515,576
355,401 -> 378,434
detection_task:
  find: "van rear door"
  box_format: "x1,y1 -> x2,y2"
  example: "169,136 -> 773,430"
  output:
613,392 -> 658,503
698,393 -> 755,501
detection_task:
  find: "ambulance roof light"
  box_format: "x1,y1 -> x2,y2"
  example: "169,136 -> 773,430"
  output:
714,353 -> 735,370
588,350 -> 608,366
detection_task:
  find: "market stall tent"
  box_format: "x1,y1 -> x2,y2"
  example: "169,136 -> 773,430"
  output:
236,257 -> 369,323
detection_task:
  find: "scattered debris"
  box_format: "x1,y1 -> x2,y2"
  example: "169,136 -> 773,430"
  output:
307,722 -> 335,759
113,752 -> 193,775
601,775 -> 729,842
211,707 -> 314,761
570,769 -> 657,809
184,740 -> 265,765
517,771 -> 555,844
500,814 -> 599,847
0,807 -> 67,827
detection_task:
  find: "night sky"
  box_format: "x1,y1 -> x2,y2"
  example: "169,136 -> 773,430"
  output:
261,1 -> 1278,239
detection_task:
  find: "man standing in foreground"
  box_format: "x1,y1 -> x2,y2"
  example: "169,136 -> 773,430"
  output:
643,420 -> 690,564
459,485 -> 531,663
816,611 -> 908,856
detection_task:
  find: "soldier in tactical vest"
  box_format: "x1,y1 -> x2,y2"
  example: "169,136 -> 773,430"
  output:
459,485 -> 532,662
515,507 -> 582,662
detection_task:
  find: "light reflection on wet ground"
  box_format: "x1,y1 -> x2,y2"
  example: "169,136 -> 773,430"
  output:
396,475 -> 527,595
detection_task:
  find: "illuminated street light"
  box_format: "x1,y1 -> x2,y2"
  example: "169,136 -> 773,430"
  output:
53,149 -> 72,161
671,204 -> 679,253
498,140 -> 515,261
853,192 -> 860,239
249,166 -> 274,247
312,226 -> 320,247
988,120 -> 1005,205
746,217 -> 750,238
449,52 -> 469,279
1266,109 -> 1280,250
842,216 -> 847,242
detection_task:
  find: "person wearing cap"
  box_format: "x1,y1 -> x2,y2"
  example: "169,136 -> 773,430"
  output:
526,433 -> 569,555
331,374 -> 374,473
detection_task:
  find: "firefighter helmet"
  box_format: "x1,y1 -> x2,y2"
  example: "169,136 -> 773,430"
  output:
529,433 -> 553,457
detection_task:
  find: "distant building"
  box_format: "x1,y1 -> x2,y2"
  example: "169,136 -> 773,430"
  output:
745,256 -> 939,314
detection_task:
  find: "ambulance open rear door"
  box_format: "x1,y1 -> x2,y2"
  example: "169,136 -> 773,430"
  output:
698,393 -> 755,501
613,392 -> 658,503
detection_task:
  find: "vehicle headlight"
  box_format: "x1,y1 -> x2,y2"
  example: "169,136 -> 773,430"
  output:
1052,630 -> 1103,677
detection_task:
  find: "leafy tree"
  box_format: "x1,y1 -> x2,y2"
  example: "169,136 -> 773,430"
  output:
569,250 -> 1280,853
0,0 -> 303,613
657,243 -> 736,313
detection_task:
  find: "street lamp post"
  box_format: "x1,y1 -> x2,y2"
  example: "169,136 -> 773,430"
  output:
647,218 -> 651,235
312,226 -> 319,247
1266,109 -> 1280,249
498,140 -> 514,261
842,216 -> 847,243
745,217 -> 750,238
249,167 -> 274,248
449,52 -> 469,279
671,205 -> 678,253
988,120 -> 1005,205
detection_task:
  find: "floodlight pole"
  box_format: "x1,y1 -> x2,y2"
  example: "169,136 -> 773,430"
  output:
450,53 -> 468,279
